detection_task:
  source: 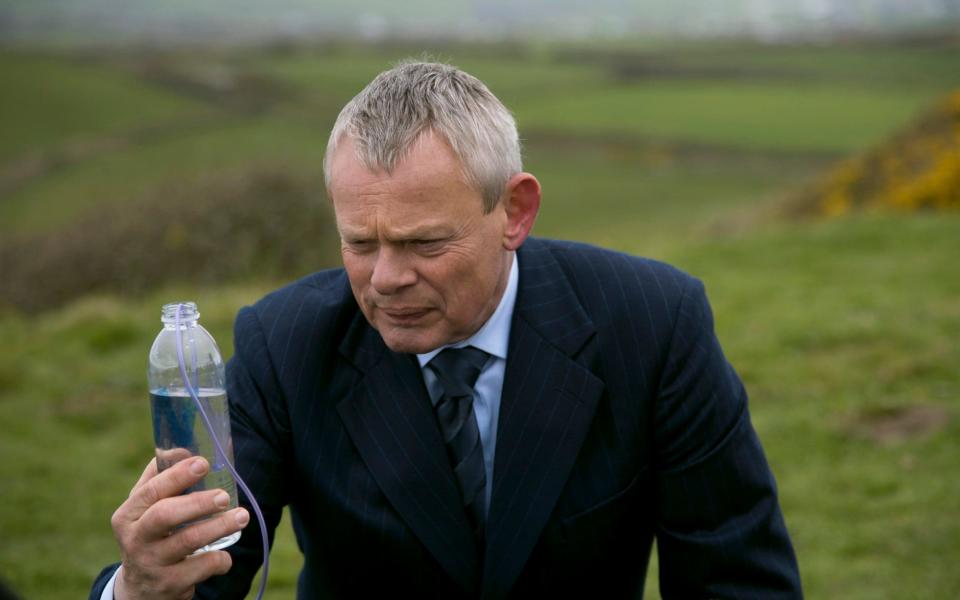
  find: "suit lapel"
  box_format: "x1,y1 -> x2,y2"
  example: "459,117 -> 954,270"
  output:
482,240 -> 604,598
336,315 -> 481,594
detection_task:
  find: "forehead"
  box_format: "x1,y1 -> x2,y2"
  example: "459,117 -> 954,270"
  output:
328,133 -> 483,228
329,131 -> 466,189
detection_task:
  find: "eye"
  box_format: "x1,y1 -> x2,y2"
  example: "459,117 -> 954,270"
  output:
345,239 -> 376,253
411,239 -> 445,254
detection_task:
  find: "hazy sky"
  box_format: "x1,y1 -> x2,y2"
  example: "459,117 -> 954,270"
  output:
2,0 -> 958,44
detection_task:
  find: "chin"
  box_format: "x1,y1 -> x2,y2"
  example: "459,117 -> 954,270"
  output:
381,338 -> 436,355
377,328 -> 441,355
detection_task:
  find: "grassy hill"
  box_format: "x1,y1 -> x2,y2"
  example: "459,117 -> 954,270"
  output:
1,39 -> 958,598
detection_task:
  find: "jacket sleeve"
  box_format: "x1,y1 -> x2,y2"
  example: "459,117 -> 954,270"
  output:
88,563 -> 120,600
653,277 -> 802,598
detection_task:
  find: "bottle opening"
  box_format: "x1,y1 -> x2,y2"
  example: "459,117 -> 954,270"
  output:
162,301 -> 199,324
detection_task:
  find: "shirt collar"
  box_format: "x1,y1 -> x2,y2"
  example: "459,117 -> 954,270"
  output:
417,252 -> 518,367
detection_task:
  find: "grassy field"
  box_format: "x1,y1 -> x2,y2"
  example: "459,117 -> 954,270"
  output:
1,39 -> 958,598
0,53 -> 214,162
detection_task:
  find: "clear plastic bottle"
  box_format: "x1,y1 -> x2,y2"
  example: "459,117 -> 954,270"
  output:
148,301 -> 240,552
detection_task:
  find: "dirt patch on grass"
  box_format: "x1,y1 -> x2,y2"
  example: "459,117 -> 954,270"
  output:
846,404 -> 950,445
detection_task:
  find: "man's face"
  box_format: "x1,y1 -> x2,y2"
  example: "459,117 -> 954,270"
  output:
328,132 -> 513,354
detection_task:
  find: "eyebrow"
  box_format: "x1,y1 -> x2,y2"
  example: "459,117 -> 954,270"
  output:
339,224 -> 452,243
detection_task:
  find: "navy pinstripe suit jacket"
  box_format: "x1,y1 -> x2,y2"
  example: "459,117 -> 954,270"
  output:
91,237 -> 801,599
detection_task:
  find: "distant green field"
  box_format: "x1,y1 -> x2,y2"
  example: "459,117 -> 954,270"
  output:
1,40 -> 959,599
657,44 -> 960,90
514,81 -> 937,152
0,116 -> 329,232
248,51 -> 608,105
0,53 -> 213,162
4,42 -> 959,234
4,42 -> 960,233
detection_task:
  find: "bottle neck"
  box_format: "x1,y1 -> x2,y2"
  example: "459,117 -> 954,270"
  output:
161,301 -> 200,328
163,320 -> 198,330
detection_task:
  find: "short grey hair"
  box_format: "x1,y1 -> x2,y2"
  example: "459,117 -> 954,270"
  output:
323,60 -> 522,212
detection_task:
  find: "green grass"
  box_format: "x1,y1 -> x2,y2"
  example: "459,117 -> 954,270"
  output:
665,214 -> 960,597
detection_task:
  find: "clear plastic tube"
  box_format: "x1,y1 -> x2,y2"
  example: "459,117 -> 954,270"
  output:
174,303 -> 269,600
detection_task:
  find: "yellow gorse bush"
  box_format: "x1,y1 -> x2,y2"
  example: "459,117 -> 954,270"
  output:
806,89 -> 960,216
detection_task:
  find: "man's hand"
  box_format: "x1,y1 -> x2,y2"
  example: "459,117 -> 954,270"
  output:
110,457 -> 250,600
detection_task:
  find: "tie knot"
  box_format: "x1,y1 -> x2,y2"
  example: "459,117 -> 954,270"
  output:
427,346 -> 490,397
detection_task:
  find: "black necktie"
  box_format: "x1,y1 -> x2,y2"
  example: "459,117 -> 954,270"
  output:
427,346 -> 489,542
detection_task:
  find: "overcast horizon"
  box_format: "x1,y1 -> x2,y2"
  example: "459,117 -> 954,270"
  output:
2,0 -> 960,47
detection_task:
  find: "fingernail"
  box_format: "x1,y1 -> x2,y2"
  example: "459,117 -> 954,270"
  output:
190,458 -> 207,475
214,491 -> 230,508
236,509 -> 250,527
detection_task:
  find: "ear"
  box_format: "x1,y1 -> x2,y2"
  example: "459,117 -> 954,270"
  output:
501,173 -> 541,251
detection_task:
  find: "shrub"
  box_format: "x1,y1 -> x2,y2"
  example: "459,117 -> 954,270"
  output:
0,166 -> 338,313
789,89 -> 960,217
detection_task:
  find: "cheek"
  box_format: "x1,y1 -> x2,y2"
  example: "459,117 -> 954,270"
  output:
433,258 -> 488,309
342,254 -> 372,292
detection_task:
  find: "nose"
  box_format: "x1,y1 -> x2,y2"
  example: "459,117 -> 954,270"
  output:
370,245 -> 417,295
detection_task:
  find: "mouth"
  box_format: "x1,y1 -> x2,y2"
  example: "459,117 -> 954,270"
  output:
379,307 -> 431,324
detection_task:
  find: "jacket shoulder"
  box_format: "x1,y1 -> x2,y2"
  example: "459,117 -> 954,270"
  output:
251,268 -> 351,312
233,267 -> 357,357
529,237 -> 698,310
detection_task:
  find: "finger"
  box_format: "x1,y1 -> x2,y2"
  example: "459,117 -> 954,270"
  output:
129,458 -> 159,497
122,457 -> 209,522
155,446 -> 194,467
137,489 -> 237,542
178,549 -> 234,582
157,507 -> 249,560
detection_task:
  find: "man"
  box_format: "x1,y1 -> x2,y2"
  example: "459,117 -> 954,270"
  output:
92,61 -> 801,599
